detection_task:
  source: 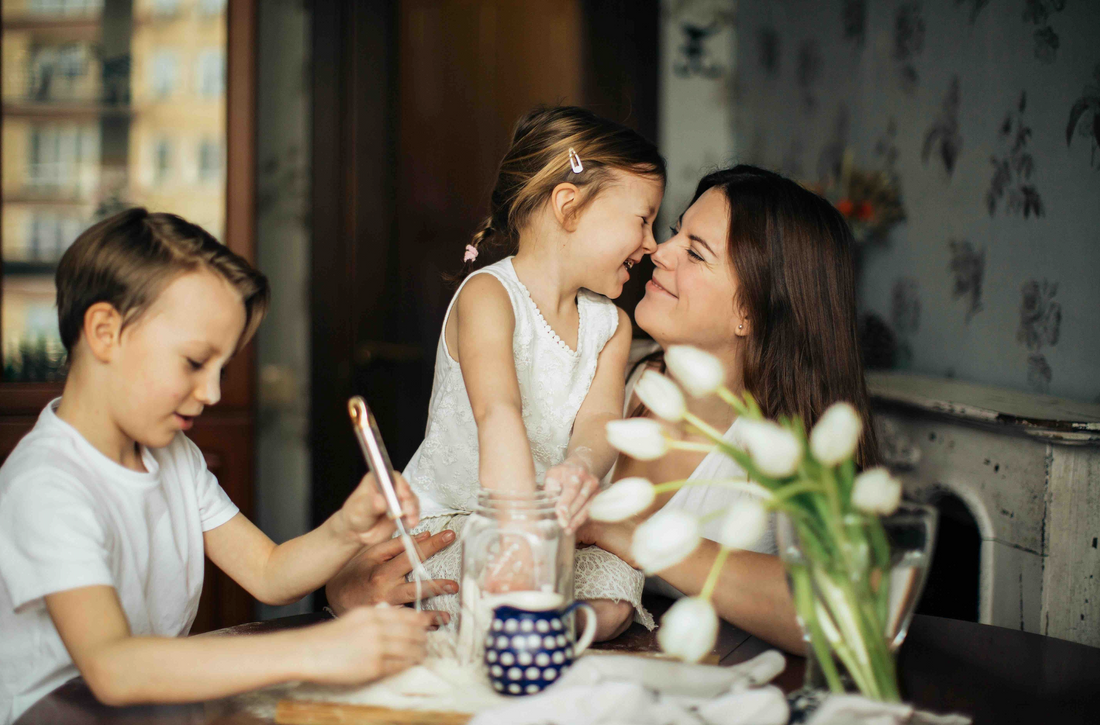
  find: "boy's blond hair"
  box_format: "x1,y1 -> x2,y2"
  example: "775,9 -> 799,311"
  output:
56,208 -> 269,355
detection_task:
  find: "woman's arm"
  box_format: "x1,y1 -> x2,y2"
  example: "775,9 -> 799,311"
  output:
46,585 -> 432,706
452,274 -> 537,492
578,518 -> 805,654
546,308 -> 632,531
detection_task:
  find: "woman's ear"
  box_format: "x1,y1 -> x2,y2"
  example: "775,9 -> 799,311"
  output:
83,302 -> 124,363
550,182 -> 580,231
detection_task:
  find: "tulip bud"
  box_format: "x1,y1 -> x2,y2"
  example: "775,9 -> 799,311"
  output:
810,402 -> 863,466
851,467 -> 902,515
588,477 -> 656,522
665,345 -> 726,398
631,509 -> 701,574
635,370 -> 687,422
739,419 -> 803,478
606,419 -> 669,461
657,596 -> 719,664
717,498 -> 769,550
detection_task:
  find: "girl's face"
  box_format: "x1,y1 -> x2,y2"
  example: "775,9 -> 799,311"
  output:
570,171 -> 664,299
635,187 -> 744,354
107,270 -> 246,449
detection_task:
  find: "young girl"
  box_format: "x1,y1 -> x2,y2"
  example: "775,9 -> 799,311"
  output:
402,107 -> 666,640
0,210 -> 433,724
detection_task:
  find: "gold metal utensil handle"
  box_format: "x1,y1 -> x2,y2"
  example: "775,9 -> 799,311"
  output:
348,396 -> 404,519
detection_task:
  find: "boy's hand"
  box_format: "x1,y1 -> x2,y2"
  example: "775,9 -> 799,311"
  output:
338,472 -> 420,546
303,606 -> 433,684
544,455 -> 600,534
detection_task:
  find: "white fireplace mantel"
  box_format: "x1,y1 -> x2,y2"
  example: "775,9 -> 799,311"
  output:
868,372 -> 1100,647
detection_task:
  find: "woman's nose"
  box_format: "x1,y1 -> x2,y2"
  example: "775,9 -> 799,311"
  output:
650,238 -> 675,269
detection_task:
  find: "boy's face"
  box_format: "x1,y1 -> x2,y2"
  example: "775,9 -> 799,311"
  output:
109,270 -> 246,449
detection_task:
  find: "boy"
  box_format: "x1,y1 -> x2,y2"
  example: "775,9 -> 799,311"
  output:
0,209 -> 432,724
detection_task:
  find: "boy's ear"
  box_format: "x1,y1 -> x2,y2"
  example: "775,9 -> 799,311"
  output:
82,302 -> 124,363
550,182 -> 580,232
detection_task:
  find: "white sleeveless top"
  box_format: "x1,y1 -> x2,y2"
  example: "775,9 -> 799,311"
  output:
404,257 -> 621,518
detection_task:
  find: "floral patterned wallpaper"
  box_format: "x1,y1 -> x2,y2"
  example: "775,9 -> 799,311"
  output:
729,0 -> 1100,402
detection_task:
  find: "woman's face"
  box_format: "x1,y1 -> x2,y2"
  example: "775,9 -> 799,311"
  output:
635,187 -> 744,355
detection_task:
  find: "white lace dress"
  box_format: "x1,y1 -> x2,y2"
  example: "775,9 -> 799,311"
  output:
403,257 -> 653,628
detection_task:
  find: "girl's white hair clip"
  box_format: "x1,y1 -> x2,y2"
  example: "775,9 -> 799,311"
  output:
568,147 -> 584,174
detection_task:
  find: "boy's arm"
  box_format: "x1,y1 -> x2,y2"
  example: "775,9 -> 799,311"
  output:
204,471 -> 418,606
547,308 -> 632,530
46,585 -> 432,706
454,274 -> 537,492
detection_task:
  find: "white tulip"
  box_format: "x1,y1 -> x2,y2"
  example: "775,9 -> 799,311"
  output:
718,498 -> 770,550
588,477 -> 656,522
851,467 -> 902,515
631,509 -> 701,574
665,345 -> 726,398
810,402 -> 863,466
635,370 -> 687,422
606,419 -> 669,461
739,419 -> 803,478
657,596 -> 719,664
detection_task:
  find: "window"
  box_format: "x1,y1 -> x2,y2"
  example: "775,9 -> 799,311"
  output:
28,125 -> 99,191
198,139 -> 223,182
199,0 -> 227,17
196,49 -> 225,98
152,0 -> 181,17
28,0 -> 104,15
150,49 -> 179,98
28,44 -> 91,102
154,138 -> 173,185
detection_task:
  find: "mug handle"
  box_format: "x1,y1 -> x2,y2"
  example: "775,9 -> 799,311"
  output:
562,601 -> 598,656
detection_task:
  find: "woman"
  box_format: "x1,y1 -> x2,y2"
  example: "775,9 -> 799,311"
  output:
327,165 -> 878,654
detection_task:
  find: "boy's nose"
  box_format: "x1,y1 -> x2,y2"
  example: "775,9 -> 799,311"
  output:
196,375 -> 221,406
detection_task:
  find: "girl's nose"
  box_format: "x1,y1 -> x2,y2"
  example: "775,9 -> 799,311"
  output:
641,227 -> 658,255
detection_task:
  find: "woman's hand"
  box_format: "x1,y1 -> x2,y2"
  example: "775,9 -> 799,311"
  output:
545,455 -> 600,534
325,529 -> 457,623
336,472 -> 420,547
302,606 -> 434,684
576,517 -> 640,569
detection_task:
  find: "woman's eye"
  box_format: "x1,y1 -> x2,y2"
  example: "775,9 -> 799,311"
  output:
687,249 -> 705,262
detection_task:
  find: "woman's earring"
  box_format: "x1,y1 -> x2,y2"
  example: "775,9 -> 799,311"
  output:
738,323 -> 743,330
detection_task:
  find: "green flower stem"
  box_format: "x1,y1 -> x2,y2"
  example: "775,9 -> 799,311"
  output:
700,546 -> 731,600
791,564 -> 845,693
683,411 -> 727,443
653,477 -> 773,500
769,481 -> 824,504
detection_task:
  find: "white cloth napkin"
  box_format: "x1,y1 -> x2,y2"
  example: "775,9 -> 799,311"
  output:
467,651 -> 971,725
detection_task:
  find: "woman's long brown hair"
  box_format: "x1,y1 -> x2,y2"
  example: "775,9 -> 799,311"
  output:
637,165 -> 879,469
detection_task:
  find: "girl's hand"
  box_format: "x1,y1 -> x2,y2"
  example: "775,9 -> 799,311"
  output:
544,456 -> 600,534
326,530 -> 459,623
576,518 -> 639,569
302,606 -> 434,684
338,472 -> 420,546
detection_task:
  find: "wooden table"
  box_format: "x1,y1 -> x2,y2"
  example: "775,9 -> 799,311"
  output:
16,596 -> 1100,725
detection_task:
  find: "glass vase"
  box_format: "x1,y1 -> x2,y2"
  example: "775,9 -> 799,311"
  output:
777,503 -> 938,701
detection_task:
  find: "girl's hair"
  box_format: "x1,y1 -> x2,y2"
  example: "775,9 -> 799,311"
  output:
56,207 -> 270,355
462,106 -> 665,272
635,165 -> 879,468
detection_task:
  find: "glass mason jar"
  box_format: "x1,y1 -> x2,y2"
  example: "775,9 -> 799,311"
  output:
456,490 -> 574,664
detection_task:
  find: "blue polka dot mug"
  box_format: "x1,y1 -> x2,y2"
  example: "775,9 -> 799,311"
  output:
483,591 -> 597,696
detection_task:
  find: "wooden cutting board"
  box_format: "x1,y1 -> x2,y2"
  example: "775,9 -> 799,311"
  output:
275,699 -> 473,725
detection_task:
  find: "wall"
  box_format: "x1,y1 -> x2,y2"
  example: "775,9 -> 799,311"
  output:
729,0 -> 1100,402
255,0 -> 312,618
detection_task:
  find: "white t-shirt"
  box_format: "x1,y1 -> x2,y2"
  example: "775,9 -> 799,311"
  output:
0,400 -> 239,725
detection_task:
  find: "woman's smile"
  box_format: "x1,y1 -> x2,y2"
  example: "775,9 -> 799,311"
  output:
646,275 -> 677,299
